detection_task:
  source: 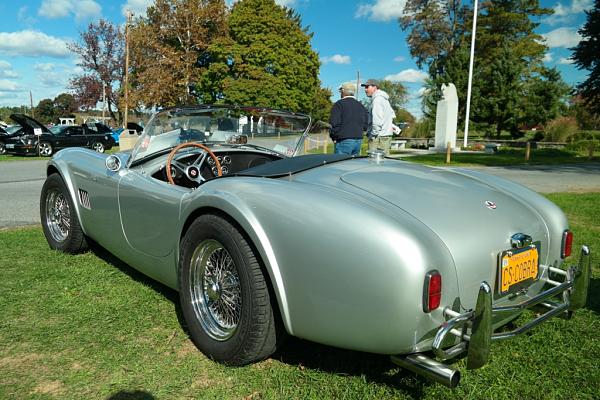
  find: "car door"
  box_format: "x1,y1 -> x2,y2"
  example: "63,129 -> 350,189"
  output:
117,168 -> 187,258
68,126 -> 87,148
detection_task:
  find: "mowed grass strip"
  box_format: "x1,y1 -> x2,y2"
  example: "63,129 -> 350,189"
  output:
0,193 -> 598,399
398,148 -> 599,167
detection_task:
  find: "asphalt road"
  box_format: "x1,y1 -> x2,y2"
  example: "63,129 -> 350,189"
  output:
0,160 -> 599,229
0,160 -> 47,229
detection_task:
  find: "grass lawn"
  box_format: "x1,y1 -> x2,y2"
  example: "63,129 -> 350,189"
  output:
396,148 -> 599,167
1,195 -> 599,399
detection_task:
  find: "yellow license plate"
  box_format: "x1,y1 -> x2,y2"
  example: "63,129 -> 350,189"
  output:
499,245 -> 539,294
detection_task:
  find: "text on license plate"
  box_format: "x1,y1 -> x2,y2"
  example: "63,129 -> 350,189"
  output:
499,246 -> 539,294
6,144 -> 14,149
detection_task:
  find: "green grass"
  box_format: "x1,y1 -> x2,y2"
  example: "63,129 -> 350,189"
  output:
398,148 -> 600,167
1,194 -> 599,399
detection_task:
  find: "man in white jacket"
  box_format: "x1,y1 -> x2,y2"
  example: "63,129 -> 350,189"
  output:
362,79 -> 396,156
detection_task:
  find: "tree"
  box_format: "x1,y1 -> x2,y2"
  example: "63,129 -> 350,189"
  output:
571,0 -> 600,114
400,0 -> 469,71
129,0 -> 229,108
309,85 -> 333,127
35,99 -> 55,125
201,0 -> 320,113
402,0 -> 564,137
69,19 -> 124,123
54,93 -> 78,117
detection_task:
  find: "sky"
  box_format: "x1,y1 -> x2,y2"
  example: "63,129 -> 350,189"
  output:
0,0 -> 592,119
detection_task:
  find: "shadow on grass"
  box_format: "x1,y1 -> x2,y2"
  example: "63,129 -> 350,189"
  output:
586,277 -> 600,314
274,338 -> 435,396
107,390 -> 155,400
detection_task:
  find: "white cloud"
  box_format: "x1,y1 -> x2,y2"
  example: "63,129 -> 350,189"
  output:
321,54 -> 352,64
39,0 -> 101,21
0,31 -> 70,57
17,6 -> 37,25
385,68 -> 428,83
558,57 -> 574,64
543,52 -> 553,62
356,0 -> 407,22
122,0 -> 153,17
545,0 -> 593,25
393,56 -> 405,62
39,72 -> 66,88
275,0 -> 297,6
0,79 -> 21,91
543,27 -> 583,48
35,63 -> 56,72
554,0 -> 592,16
74,0 -> 102,21
0,61 -> 18,78
416,87 -> 428,97
39,0 -> 71,18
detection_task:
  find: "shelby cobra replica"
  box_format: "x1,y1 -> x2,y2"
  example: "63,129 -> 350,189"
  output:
40,105 -> 591,387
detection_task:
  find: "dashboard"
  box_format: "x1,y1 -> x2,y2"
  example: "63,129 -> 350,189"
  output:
150,149 -> 282,188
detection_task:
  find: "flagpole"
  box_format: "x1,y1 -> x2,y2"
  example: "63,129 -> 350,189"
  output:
463,0 -> 478,148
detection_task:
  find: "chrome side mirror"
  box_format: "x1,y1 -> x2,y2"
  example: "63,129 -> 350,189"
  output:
105,154 -> 122,172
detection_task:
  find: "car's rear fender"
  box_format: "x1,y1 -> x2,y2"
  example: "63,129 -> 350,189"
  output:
180,177 -> 461,354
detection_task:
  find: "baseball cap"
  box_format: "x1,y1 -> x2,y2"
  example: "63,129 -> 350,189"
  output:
338,82 -> 356,94
361,79 -> 379,87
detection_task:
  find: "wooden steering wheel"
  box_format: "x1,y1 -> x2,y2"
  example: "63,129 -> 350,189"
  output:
166,142 -> 222,185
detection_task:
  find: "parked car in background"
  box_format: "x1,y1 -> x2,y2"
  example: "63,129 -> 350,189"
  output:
4,114 -> 115,156
39,105 -> 590,387
0,124 -> 26,155
111,122 -> 144,146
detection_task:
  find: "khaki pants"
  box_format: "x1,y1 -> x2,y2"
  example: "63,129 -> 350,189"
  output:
368,136 -> 392,156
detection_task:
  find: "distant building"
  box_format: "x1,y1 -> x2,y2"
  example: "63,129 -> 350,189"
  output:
59,118 -> 75,126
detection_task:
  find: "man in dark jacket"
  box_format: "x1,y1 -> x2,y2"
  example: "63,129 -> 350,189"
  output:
329,83 -> 368,155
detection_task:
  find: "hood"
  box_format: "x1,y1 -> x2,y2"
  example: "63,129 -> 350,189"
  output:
372,89 -> 390,101
9,114 -> 52,135
337,161 -> 550,305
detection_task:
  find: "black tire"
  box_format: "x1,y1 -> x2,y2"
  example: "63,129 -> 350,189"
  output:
92,142 -> 105,153
40,173 -> 88,253
0,142 -> 5,155
39,141 -> 53,157
179,214 -> 281,365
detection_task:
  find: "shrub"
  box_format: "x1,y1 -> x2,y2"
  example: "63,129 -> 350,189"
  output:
543,117 -> 579,142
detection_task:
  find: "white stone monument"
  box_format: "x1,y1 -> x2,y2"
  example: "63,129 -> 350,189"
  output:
433,83 -> 459,151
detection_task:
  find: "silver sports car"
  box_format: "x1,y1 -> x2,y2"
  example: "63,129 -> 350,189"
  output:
40,105 -> 591,387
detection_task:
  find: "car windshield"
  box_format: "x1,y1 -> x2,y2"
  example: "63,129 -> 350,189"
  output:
130,106 -> 311,164
50,126 -> 68,135
5,125 -> 22,134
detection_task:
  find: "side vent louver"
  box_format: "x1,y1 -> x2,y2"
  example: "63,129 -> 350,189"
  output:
78,189 -> 91,209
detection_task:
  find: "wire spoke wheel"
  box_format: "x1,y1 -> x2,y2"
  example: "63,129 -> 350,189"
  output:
190,239 -> 242,341
45,188 -> 70,242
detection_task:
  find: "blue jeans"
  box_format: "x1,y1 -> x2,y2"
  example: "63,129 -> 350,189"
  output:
334,138 -> 362,155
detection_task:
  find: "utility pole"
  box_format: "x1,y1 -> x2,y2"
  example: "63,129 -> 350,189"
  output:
463,0 -> 479,148
356,70 -> 360,101
29,91 -> 34,118
124,10 -> 132,129
102,83 -> 106,121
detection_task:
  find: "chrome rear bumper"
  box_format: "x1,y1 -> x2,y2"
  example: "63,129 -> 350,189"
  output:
391,245 -> 591,387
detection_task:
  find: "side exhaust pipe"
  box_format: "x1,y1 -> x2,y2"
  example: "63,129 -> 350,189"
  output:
390,354 -> 460,388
